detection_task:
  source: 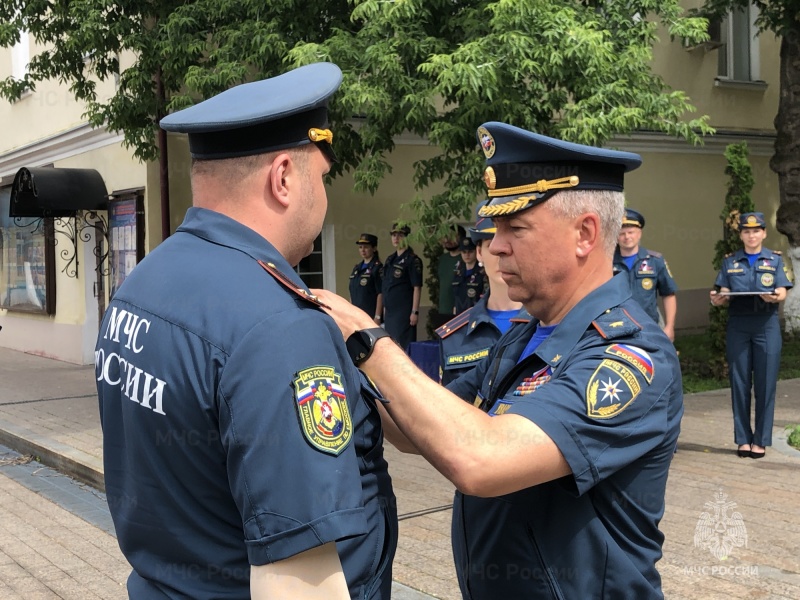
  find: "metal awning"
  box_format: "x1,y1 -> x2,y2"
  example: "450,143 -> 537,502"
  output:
9,167 -> 108,218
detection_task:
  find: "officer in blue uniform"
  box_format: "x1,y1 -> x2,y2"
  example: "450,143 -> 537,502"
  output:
96,63 -> 396,599
613,208 -> 679,339
710,212 -> 792,459
314,122 -> 684,599
451,236 -> 487,315
437,201 -> 528,386
349,233 -> 383,324
382,223 -> 423,351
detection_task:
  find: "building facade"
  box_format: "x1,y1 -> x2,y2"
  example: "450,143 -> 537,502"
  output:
0,2 -> 783,363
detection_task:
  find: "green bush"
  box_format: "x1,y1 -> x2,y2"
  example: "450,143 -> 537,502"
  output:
787,425 -> 800,450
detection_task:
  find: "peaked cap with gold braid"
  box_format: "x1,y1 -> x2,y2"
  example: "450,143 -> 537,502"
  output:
476,122 -> 642,218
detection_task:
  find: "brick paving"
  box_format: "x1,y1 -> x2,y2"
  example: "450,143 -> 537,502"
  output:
0,346 -> 799,599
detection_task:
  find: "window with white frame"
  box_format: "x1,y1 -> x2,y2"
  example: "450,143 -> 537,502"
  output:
11,30 -> 29,81
717,3 -> 760,82
294,224 -> 336,291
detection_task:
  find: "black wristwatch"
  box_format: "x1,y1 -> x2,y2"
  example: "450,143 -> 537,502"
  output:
346,328 -> 391,366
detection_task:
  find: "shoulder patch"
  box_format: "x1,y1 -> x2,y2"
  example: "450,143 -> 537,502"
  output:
436,307 -> 474,339
586,359 -> 641,419
258,260 -> 329,308
592,307 -> 642,339
293,366 -> 353,455
605,344 -> 654,383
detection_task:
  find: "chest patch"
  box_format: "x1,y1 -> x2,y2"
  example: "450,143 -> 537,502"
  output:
641,278 -> 653,290
760,273 -> 774,287
293,366 -> 353,455
586,359 -> 641,419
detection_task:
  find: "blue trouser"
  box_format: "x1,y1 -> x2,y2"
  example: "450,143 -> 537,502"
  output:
726,313 -> 781,446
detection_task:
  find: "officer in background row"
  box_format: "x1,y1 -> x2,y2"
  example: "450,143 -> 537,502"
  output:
349,233 -> 383,325
437,201 -> 527,385
451,236 -> 487,315
433,224 -> 466,328
315,122 -> 683,599
382,223 -> 423,351
613,208 -> 678,340
98,62 -> 396,599
710,212 -> 793,459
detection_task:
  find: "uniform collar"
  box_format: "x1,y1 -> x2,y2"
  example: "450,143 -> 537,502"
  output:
533,274 -> 632,368
177,207 -> 309,291
732,247 -> 771,261
613,246 -> 648,262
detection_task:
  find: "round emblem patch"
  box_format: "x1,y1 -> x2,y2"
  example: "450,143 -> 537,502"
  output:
478,126 -> 496,159
293,366 -> 353,455
393,267 -> 403,279
761,273 -> 774,287
467,288 -> 477,298
359,276 -> 369,287
641,278 -> 654,290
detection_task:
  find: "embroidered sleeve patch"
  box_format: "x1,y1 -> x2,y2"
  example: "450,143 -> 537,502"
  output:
604,344 -> 654,384
586,359 -> 641,419
293,366 -> 353,455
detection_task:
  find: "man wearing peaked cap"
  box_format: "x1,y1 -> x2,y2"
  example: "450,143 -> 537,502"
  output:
313,122 -> 683,600
614,208 -> 679,340
97,63 -> 397,599
436,200 -> 527,386
382,221 -> 423,351
349,233 -> 384,323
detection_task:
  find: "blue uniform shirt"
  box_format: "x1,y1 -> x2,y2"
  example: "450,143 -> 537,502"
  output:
436,295 -> 530,386
613,246 -> 677,323
96,208 -> 397,599
715,248 -> 793,316
452,260 -> 487,315
446,274 -> 683,599
349,256 -> 383,316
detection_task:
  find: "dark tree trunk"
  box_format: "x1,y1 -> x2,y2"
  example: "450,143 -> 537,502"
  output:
771,32 -> 800,204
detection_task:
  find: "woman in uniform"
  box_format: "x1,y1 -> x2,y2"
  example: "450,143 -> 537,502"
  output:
349,233 -> 383,326
710,212 -> 793,459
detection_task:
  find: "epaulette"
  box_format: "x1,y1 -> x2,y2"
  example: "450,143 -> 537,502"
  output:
774,250 -> 782,255
724,253 -> 733,258
257,260 -> 329,308
647,249 -> 663,258
592,307 -> 642,340
510,310 -> 533,324
436,307 -> 474,339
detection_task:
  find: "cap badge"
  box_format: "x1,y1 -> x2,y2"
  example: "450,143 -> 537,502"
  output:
308,128 -> 333,144
483,167 -> 497,190
747,215 -> 757,225
478,126 -> 496,158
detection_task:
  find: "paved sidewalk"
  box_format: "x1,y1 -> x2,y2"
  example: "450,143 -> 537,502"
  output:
1,346 -> 799,599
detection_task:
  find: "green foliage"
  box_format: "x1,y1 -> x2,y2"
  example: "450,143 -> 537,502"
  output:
1,1 -> 715,297
787,424 -> 800,450
696,0 -> 797,37
707,142 -> 755,374
677,331 -> 800,394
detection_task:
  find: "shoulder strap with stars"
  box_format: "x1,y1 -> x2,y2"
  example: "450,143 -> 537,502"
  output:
435,307 -> 475,339
257,260 -> 329,308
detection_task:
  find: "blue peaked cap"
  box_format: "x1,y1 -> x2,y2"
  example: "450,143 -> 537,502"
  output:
160,62 -> 343,161
477,122 -> 642,218
622,208 -> 645,228
469,200 -> 497,242
739,212 -> 766,228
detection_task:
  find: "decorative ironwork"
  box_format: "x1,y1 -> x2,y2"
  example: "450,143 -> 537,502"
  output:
11,210 -> 109,279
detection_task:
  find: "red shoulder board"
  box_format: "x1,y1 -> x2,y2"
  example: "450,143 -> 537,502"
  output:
510,312 -> 532,324
436,307 -> 474,339
258,260 -> 330,309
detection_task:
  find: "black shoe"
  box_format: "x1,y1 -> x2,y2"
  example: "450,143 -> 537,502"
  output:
737,446 -> 750,458
749,450 -> 766,459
